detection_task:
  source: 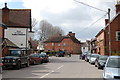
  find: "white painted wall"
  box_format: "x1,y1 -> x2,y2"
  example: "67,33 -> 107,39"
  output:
5,28 -> 29,48
81,47 -> 89,53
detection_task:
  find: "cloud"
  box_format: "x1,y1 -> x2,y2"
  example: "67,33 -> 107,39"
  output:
21,0 -> 117,41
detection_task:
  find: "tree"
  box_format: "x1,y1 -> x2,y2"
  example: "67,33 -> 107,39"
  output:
38,20 -> 64,42
32,18 -> 38,32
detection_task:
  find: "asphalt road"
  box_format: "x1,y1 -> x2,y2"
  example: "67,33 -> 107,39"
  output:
2,55 -> 103,79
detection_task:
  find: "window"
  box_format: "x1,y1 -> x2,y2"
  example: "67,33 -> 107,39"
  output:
58,43 -> 61,46
116,31 -> 120,41
52,43 -> 54,46
63,43 -> 66,46
45,43 -> 48,46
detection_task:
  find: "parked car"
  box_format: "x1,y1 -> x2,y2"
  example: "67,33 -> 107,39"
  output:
39,53 -> 49,63
89,54 -> 99,64
56,50 -> 65,57
85,53 -> 91,62
79,52 -> 87,60
2,49 -> 30,69
103,56 -> 120,79
29,54 -> 42,65
95,55 -> 108,69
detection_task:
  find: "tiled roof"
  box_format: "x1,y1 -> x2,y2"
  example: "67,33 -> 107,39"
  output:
8,9 -> 31,27
44,36 -> 65,43
44,36 -> 80,44
70,36 -> 80,44
2,38 -> 19,48
2,8 -> 31,28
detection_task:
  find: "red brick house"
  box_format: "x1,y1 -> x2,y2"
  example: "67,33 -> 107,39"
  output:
95,3 -> 120,55
44,32 -> 81,54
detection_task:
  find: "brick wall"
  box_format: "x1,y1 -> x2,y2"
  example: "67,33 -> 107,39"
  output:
44,38 -> 81,54
104,14 -> 120,55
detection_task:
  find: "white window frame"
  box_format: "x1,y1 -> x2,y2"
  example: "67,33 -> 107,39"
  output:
116,31 -> 120,41
45,43 -> 47,46
52,43 -> 54,46
58,43 -> 61,46
63,43 -> 66,46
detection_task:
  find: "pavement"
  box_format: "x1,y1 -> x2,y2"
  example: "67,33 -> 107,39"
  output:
1,55 -> 103,79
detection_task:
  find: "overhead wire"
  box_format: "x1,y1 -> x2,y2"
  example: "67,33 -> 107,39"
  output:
74,0 -> 107,13
78,13 -> 107,33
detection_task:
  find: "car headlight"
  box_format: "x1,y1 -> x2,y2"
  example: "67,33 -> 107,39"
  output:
105,72 -> 113,78
99,62 -> 104,65
13,59 -> 16,62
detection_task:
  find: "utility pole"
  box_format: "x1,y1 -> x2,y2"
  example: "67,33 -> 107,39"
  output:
108,8 -> 112,56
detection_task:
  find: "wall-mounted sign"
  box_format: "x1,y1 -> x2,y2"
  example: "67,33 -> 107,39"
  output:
12,30 -> 25,35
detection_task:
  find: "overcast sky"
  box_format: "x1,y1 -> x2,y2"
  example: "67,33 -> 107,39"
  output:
0,0 -> 118,41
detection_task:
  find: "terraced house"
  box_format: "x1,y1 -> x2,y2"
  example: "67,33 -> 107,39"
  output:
44,32 -> 81,54
95,2 -> 120,55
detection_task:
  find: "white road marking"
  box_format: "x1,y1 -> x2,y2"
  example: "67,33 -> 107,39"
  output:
40,65 -> 64,78
57,65 -> 64,70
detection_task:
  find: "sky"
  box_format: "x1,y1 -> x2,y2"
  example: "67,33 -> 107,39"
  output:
0,0 -> 118,42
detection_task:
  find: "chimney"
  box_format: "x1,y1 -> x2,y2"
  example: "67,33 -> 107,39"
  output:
105,19 -> 108,26
2,3 -> 9,24
116,1 -> 120,14
68,31 -> 75,37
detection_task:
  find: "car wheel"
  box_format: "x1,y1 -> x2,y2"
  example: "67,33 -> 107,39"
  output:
98,65 -> 101,69
95,62 -> 97,67
16,62 -> 21,70
26,60 -> 30,67
33,60 -> 37,65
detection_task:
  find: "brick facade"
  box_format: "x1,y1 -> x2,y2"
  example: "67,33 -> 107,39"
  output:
44,32 -> 81,54
96,3 -> 120,55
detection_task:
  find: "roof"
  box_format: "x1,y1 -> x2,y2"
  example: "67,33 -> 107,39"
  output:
2,38 -> 19,48
44,36 -> 80,44
44,36 -> 65,43
2,6 -> 31,28
95,12 -> 120,38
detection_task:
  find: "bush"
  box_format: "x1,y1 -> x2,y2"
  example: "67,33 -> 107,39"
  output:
112,53 -> 120,56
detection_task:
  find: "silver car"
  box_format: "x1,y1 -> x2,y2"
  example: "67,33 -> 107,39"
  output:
103,56 -> 120,79
89,54 -> 99,64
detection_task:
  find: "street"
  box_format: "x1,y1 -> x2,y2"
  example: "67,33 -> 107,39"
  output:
2,55 -> 103,79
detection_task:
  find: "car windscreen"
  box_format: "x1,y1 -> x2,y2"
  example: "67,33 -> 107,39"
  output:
39,54 -> 45,57
10,50 -> 21,56
99,56 -> 108,60
106,58 -> 120,68
91,54 -> 99,58
30,54 -> 38,57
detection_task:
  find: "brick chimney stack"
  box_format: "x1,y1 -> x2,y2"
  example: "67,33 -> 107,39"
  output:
68,31 -> 75,37
116,1 -> 120,14
2,3 -> 9,24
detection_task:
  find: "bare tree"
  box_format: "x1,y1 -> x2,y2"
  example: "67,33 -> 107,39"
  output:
38,20 -> 64,42
32,18 -> 38,31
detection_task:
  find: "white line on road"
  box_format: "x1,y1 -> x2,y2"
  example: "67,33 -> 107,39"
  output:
40,65 -> 64,78
57,65 -> 64,70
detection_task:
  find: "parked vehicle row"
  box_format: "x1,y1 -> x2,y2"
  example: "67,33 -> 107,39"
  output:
2,49 -> 49,70
80,52 -> 120,79
80,52 -> 108,69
